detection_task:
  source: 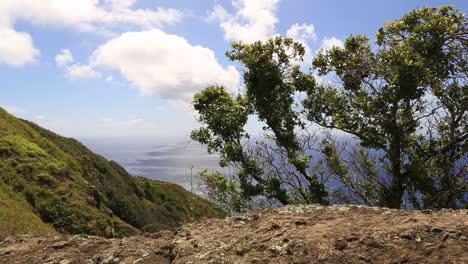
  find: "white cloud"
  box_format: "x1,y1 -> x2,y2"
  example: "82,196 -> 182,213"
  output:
286,23 -> 316,43
65,64 -> 102,79
55,49 -> 73,66
318,37 -> 344,53
55,49 -> 102,79
0,0 -> 183,68
0,28 -> 39,67
0,0 -> 183,32
209,0 -> 280,43
91,29 -> 240,104
35,115 -> 46,120
286,23 -> 317,68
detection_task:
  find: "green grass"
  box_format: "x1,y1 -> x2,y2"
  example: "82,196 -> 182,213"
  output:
0,107 -> 225,238
0,181 -> 54,240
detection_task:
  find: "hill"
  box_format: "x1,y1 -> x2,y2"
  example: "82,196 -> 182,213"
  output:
0,107 -> 225,238
0,205 -> 466,263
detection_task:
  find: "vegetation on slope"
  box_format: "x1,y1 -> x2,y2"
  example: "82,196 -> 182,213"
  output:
0,107 -> 225,238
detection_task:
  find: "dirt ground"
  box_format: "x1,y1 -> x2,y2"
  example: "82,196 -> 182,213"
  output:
1,205 -> 467,264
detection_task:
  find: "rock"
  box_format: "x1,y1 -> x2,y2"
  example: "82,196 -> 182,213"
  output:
334,240 -> 347,251
3,236 -> 15,244
399,232 -> 413,240
270,223 -> 281,230
0,249 -> 12,256
446,229 -> 461,238
268,245 -> 283,256
235,245 -> 248,256
94,254 -> 119,264
440,230 -> 461,241
294,220 -> 307,226
345,235 -> 359,242
286,241 -> 305,255
49,240 -> 73,250
366,239 -> 384,248
430,227 -> 443,233
359,255 -> 372,263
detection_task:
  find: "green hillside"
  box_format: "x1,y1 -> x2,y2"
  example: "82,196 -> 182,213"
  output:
0,107 -> 225,238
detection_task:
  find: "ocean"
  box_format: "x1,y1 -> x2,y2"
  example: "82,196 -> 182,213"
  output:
79,137 -> 223,191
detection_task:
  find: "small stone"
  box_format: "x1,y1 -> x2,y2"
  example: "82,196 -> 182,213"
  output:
334,240 -> 347,251
0,249 -> 12,256
271,223 -> 281,230
359,255 -> 372,263
49,240 -> 72,250
447,229 -> 461,237
294,220 -> 307,226
399,232 -> 413,240
441,233 -> 450,241
430,227 -> 443,233
235,246 -> 247,256
268,245 -> 283,256
345,236 -> 359,242
367,240 -> 384,248
3,236 -> 15,244
460,236 -> 467,241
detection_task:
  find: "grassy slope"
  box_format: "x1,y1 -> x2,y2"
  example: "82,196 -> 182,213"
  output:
0,108 -> 225,237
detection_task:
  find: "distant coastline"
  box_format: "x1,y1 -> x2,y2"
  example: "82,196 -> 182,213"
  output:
79,137 -> 223,191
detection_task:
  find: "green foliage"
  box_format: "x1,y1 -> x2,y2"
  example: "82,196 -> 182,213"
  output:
0,181 -> 54,240
193,5 -> 466,211
197,169 -> 245,214
192,38 -> 328,213
309,5 -> 467,208
0,107 -> 225,238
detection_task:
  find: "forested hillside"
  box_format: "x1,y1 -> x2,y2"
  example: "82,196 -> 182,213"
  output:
0,107 -> 224,238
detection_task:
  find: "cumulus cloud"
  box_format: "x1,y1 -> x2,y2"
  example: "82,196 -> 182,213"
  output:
65,64 -> 102,79
0,0 -> 183,32
209,0 -> 280,43
55,49 -> 73,66
0,0 -> 183,67
55,49 -> 102,79
286,23 -> 316,43
286,23 -> 317,68
0,28 -> 39,67
90,29 -> 240,104
318,37 -> 344,52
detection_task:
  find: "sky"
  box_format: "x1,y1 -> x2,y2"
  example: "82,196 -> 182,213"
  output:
1,0 -> 466,140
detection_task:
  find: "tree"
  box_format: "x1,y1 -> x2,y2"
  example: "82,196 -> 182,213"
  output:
191,38 -> 328,213
192,5 -> 467,211
308,5 -> 467,208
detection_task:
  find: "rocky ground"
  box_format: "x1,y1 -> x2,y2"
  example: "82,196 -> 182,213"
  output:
1,205 -> 467,264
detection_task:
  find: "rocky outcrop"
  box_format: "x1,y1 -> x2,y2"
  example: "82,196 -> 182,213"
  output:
1,205 -> 467,264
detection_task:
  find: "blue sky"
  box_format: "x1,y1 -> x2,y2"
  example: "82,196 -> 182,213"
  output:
1,0 -> 466,139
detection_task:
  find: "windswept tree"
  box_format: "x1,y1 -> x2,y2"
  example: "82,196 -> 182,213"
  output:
191,38 -> 328,212
308,5 -> 467,208
192,5 -> 467,211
